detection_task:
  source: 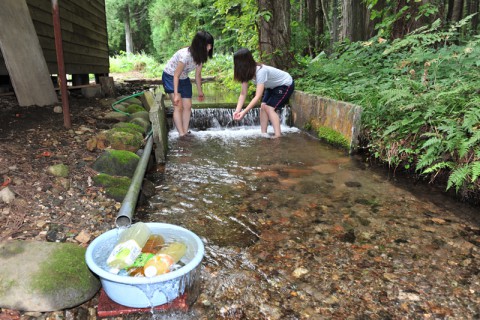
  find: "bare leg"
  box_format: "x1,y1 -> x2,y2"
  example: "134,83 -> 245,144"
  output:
260,103 -> 269,133
182,98 -> 192,134
264,105 -> 281,138
170,93 -> 186,136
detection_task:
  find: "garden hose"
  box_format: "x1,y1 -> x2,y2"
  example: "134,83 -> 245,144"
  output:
111,91 -> 145,115
111,91 -> 153,148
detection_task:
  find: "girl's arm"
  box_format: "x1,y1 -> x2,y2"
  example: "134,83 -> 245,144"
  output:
243,83 -> 264,114
195,64 -> 204,100
234,82 -> 264,120
235,82 -> 249,113
173,62 -> 185,106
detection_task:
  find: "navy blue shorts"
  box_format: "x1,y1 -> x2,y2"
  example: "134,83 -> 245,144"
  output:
262,80 -> 295,111
162,72 -> 193,99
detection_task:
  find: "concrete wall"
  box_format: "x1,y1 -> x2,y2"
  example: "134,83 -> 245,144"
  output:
290,91 -> 362,154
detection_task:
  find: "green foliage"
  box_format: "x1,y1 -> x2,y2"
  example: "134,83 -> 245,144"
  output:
213,0 -> 258,50
110,52 -> 161,77
109,52 -> 237,92
106,0 -> 154,54
297,20 -> 480,195
365,0 -> 440,38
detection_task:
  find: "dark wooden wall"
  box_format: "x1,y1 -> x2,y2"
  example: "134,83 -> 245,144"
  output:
0,0 -> 109,76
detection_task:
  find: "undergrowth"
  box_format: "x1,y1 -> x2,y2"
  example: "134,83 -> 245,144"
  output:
295,17 -> 480,201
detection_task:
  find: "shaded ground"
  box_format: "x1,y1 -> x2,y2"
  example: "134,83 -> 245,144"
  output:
0,77 -> 479,320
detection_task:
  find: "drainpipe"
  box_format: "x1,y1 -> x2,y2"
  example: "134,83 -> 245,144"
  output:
115,133 -> 154,227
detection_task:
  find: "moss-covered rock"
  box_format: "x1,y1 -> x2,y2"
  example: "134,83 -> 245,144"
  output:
129,117 -> 151,133
47,164 -> 69,178
103,111 -> 129,122
112,122 -> 145,135
0,241 -> 100,311
92,149 -> 140,178
111,103 -> 128,113
123,97 -> 143,105
105,185 -> 130,202
130,111 -> 150,123
104,129 -> 144,152
93,173 -> 131,201
125,103 -> 146,114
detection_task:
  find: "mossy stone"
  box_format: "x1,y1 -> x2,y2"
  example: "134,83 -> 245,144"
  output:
112,122 -> 145,135
103,111 -> 129,122
129,117 -> 151,133
47,164 -> 69,178
93,173 -> 131,202
0,241 -> 100,311
92,149 -> 140,178
105,129 -> 144,152
130,111 -> 150,123
112,103 -> 128,113
123,97 -> 143,105
105,185 -> 130,202
125,104 -> 145,114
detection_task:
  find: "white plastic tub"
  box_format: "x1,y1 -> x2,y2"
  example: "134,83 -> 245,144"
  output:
85,223 -> 204,308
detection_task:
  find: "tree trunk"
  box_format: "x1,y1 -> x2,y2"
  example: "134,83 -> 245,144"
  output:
467,0 -> 479,30
331,0 -> 340,45
451,0 -> 465,21
306,0 -> 317,56
315,0 -> 324,51
257,0 -> 294,68
124,5 -> 133,53
447,0 -> 455,21
340,0 -> 369,41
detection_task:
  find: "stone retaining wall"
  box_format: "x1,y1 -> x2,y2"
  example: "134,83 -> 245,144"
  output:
290,91 -> 362,154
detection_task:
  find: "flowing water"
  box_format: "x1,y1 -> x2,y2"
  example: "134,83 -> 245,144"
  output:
134,110 -> 480,319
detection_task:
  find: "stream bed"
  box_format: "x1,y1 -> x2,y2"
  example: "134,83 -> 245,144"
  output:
133,124 -> 479,319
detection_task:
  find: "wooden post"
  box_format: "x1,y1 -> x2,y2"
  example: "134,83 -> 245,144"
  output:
52,0 -> 71,129
99,76 -> 115,97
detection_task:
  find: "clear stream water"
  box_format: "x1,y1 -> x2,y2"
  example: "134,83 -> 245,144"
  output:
133,110 -> 479,319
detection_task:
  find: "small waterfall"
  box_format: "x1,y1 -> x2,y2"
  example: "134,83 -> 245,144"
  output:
189,107 -> 292,130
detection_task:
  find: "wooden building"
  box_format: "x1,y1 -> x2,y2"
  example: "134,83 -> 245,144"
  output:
0,0 -> 109,106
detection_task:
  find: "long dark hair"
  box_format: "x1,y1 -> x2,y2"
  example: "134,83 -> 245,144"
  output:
233,48 -> 259,83
189,31 -> 214,65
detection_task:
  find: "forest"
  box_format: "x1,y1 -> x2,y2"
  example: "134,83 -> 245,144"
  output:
106,0 -> 480,203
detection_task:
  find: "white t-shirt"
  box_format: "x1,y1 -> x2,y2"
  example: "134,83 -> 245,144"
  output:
163,47 -> 199,79
254,65 -> 293,88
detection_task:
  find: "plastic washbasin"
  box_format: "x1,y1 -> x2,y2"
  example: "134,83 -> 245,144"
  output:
85,223 -> 204,308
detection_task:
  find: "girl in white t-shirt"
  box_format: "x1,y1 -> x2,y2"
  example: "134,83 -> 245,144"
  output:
233,48 -> 294,138
162,31 -> 214,136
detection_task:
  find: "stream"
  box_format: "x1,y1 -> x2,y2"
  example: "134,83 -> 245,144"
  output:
129,112 -> 480,319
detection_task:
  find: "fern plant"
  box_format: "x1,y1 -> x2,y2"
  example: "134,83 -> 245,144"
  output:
297,18 -> 480,199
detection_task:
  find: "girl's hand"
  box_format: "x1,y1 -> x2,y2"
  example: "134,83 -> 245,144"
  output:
233,111 -> 244,121
173,93 -> 181,106
198,92 -> 205,101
